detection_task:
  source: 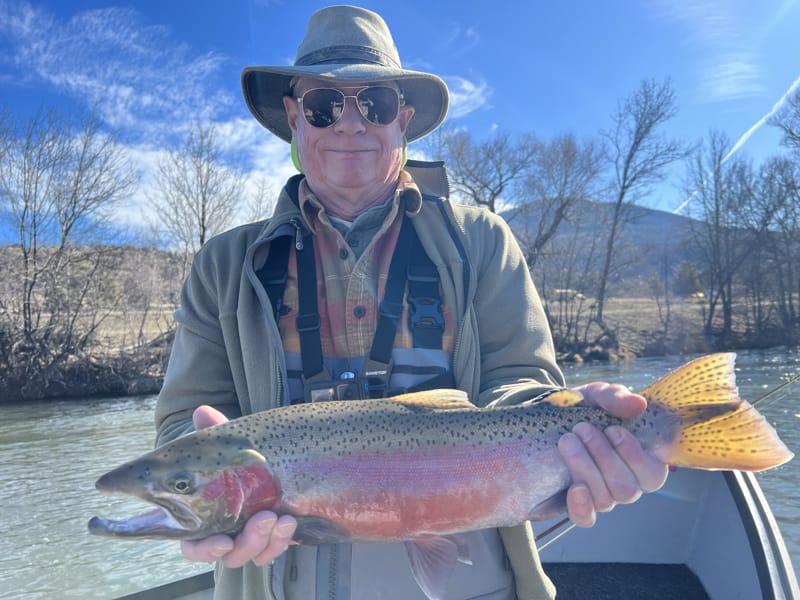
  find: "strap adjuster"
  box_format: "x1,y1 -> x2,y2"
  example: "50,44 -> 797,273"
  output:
296,313 -> 321,333
379,299 -> 403,326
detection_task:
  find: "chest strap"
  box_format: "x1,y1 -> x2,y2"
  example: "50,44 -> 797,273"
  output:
255,214 -> 445,390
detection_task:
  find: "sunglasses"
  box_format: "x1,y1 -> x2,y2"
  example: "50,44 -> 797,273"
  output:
296,86 -> 404,128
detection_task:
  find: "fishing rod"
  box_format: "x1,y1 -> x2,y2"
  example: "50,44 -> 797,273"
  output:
535,516 -> 574,551
751,370 -> 800,408
535,366 -> 800,552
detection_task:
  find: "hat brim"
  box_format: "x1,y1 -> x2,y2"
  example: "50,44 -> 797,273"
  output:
241,64 -> 449,143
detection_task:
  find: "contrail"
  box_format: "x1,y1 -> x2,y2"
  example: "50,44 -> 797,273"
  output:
673,72 -> 800,215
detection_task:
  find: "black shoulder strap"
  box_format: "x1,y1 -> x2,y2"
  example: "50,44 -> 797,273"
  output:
406,228 -> 444,350
255,210 -> 447,392
255,236 -> 291,324
366,216 -> 414,369
294,230 -> 327,382
254,229 -> 327,381
254,174 -> 305,324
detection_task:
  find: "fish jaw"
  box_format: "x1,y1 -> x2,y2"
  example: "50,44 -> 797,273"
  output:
88,435 -> 280,540
88,507 -> 197,539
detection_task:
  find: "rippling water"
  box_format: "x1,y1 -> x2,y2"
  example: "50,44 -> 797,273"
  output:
0,348 -> 797,598
0,397 -> 208,599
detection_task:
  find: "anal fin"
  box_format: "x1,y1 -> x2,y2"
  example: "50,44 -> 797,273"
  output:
404,534 -> 471,600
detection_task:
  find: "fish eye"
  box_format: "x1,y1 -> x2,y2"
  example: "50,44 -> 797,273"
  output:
169,473 -> 194,494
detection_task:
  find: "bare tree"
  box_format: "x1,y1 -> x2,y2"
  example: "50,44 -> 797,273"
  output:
436,127 -> 539,213
149,121 -> 245,260
595,78 -> 687,325
684,130 -> 761,345
746,155 -> 800,340
0,107 -> 134,395
244,176 -> 278,223
532,224 -> 601,355
771,86 -> 800,153
514,133 -> 605,269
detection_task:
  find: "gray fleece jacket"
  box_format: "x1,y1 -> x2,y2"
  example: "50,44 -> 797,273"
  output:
155,162 -> 562,599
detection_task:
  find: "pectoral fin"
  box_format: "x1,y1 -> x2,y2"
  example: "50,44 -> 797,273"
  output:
528,490 -> 568,521
404,535 -> 471,600
292,516 -> 350,545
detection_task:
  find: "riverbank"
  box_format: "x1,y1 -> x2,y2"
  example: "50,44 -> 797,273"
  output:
0,295 -> 795,403
0,335 -> 172,404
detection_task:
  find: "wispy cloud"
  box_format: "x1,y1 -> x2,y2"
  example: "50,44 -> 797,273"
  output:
673,72 -> 800,214
697,54 -> 765,103
443,75 -> 492,120
0,1 -> 287,230
439,22 -> 481,58
651,0 -> 765,103
0,1 -> 232,140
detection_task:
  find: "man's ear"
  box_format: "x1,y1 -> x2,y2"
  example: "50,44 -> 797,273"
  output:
283,96 -> 298,133
398,105 -> 415,134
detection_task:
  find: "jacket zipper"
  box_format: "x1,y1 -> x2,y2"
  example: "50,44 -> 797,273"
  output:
327,545 -> 339,600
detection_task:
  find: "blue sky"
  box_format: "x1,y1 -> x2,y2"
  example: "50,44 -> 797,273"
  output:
1,0 -> 799,225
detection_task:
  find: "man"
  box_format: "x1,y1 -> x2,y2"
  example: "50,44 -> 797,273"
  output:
155,5 -> 668,599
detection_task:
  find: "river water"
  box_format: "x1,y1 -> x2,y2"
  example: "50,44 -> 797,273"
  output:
1,348 -> 797,599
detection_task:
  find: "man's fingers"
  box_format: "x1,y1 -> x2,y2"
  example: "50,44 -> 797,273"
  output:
181,535 -> 234,563
577,423 -> 642,504
178,512 -> 297,568
252,516 -> 298,566
219,512 -> 279,569
566,484 -> 596,528
559,422 -> 670,528
605,425 -> 669,493
558,429 -> 616,518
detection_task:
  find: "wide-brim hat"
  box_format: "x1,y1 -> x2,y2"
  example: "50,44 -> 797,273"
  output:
241,5 -> 449,143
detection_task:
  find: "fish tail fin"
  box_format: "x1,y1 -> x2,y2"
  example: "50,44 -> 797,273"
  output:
642,353 -> 793,472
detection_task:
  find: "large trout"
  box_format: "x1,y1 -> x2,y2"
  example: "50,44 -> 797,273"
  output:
89,353 -> 793,600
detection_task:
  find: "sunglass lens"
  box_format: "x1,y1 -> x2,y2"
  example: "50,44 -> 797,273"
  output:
356,87 -> 399,125
302,89 -> 344,128
301,87 -> 400,128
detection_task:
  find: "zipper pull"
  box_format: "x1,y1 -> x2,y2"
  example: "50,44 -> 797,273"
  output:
290,219 -> 304,251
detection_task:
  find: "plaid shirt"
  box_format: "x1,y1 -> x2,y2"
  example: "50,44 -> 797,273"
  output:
277,173 -> 455,402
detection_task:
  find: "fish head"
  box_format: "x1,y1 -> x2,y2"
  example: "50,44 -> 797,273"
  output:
88,431 -> 280,540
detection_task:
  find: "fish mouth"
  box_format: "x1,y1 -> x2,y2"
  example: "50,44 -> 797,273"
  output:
88,498 -> 207,540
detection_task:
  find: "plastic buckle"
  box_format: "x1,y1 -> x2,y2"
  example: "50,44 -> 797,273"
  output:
408,296 -> 444,331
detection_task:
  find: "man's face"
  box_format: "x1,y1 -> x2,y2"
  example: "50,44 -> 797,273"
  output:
283,78 -> 415,217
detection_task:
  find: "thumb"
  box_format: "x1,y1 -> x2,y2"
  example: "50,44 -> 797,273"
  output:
192,405 -> 229,430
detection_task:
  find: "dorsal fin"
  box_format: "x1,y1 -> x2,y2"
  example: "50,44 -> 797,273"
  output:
389,389 -> 474,411
534,388 -> 584,408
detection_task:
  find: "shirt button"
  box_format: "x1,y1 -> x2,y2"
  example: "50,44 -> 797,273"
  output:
353,306 -> 366,319
339,247 -> 349,259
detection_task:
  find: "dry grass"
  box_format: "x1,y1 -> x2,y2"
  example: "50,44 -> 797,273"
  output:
91,307 -> 176,356
602,296 -> 709,355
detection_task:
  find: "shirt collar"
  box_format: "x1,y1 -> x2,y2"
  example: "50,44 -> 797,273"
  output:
298,170 -> 422,235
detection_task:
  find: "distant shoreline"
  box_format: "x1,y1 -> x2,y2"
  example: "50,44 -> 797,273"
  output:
2,294 -> 795,404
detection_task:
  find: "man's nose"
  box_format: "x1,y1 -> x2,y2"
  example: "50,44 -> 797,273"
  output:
333,97 -> 367,133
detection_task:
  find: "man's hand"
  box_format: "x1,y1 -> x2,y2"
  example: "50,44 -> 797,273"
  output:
179,405 -> 297,568
558,382 -> 669,527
